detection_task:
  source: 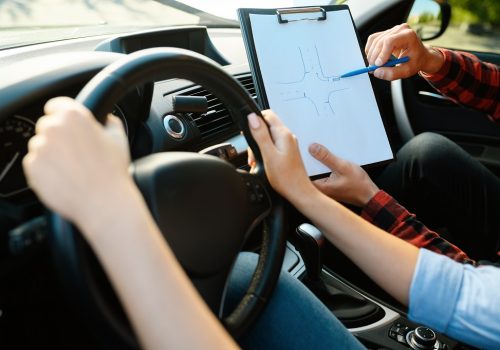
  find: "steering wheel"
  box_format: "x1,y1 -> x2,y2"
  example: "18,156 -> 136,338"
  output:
49,48 -> 287,348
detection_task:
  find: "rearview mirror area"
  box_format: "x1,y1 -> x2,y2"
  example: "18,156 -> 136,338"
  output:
407,0 -> 451,41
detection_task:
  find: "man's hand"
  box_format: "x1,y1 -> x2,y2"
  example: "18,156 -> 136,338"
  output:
365,23 -> 444,81
309,143 -> 379,207
23,97 -> 135,235
247,110 -> 315,203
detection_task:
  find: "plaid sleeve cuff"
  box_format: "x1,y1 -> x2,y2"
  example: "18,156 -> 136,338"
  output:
360,190 -> 404,232
418,47 -> 451,85
419,48 -> 500,121
419,48 -> 482,85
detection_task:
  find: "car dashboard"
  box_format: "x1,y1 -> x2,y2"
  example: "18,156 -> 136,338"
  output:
0,26 -> 255,222
0,26 -> 266,348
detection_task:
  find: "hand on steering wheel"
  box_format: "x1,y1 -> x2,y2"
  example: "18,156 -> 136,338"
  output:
36,48 -> 287,348
24,97 -> 132,235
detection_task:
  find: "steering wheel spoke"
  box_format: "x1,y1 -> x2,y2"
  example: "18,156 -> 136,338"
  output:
238,171 -> 272,238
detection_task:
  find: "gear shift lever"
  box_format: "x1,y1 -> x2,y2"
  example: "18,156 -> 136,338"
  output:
294,223 -> 325,283
292,223 -> 385,328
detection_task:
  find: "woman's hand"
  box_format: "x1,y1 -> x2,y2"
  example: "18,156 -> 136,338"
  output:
23,97 -> 134,234
309,143 -> 379,207
23,98 -> 240,350
365,23 -> 444,80
247,110 -> 316,203
248,110 -> 419,307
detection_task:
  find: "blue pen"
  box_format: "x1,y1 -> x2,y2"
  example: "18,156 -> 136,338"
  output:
340,56 -> 410,78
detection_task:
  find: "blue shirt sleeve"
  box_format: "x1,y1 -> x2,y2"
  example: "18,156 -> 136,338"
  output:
409,249 -> 500,349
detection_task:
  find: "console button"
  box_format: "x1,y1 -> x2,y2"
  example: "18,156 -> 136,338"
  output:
407,326 -> 437,350
388,329 -> 397,339
163,115 -> 185,139
168,118 -> 183,133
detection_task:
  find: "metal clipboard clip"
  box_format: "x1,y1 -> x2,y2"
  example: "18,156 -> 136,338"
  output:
276,7 -> 327,24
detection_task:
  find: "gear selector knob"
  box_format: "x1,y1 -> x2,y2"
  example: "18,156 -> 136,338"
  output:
407,326 -> 438,350
295,223 -> 325,282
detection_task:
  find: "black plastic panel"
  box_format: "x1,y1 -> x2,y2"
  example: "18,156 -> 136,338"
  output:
95,26 -> 230,65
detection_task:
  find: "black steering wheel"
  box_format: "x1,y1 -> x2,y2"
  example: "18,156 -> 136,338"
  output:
49,48 -> 287,348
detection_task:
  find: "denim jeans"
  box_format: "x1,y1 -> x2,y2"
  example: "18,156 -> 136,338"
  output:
225,252 -> 365,350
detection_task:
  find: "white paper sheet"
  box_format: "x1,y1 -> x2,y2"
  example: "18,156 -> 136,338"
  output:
249,10 -> 393,176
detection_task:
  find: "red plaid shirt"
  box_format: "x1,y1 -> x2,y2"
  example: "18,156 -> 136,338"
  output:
421,48 -> 500,120
361,191 -> 475,264
361,49 -> 499,265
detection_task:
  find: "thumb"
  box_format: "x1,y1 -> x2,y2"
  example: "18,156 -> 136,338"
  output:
105,114 -> 126,134
373,64 -> 412,81
312,177 -> 330,191
247,147 -> 256,167
309,143 -> 343,171
104,114 -> 130,160
104,114 -> 128,141
248,113 -> 275,160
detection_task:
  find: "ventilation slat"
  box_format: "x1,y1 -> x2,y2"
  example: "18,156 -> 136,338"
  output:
199,119 -> 233,134
176,74 -> 256,140
200,122 -> 234,138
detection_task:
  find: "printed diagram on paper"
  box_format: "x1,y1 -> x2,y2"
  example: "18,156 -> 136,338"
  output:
277,45 -> 349,118
248,11 -> 393,176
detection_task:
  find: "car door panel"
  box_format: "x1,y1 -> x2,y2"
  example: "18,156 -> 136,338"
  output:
399,51 -> 500,174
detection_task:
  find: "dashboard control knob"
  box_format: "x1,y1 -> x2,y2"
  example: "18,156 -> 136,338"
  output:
163,115 -> 185,139
407,326 -> 438,350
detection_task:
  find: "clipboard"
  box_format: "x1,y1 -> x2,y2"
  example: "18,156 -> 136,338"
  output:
238,6 -> 394,179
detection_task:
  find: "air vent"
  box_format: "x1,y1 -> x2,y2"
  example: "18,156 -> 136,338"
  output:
177,74 -> 256,141
238,75 -> 257,98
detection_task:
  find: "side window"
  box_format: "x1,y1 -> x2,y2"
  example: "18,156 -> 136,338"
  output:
408,0 -> 500,54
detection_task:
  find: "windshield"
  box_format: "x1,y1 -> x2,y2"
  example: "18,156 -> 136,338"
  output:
0,0 -> 354,50
0,0 -> 238,50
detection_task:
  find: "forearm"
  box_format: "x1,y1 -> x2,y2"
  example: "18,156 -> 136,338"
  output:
421,48 -> 500,119
292,186 -> 418,305
80,185 -> 238,350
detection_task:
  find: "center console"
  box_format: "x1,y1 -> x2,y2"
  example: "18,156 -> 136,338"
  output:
281,224 -> 470,350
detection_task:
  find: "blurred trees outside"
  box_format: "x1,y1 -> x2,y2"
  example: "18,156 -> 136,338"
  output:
450,0 -> 499,29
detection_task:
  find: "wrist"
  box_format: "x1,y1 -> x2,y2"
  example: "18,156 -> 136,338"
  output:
420,46 -> 445,75
287,181 -> 321,209
358,183 -> 380,207
75,177 -> 145,240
